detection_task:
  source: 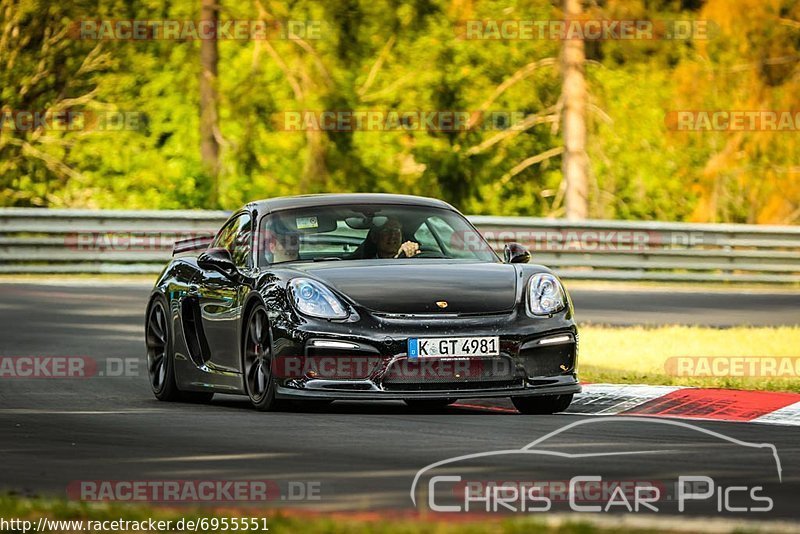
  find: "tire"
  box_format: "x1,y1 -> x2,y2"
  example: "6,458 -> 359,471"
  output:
242,304 -> 280,411
146,296 -> 214,403
512,394 -> 573,415
404,398 -> 457,411
146,297 -> 182,401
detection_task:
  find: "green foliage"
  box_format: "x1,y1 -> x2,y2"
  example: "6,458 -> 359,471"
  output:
1,0 -> 798,222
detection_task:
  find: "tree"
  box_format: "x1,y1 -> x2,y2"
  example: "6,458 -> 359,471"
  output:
561,0 -> 588,220
0,0 -> 111,206
199,0 -> 220,206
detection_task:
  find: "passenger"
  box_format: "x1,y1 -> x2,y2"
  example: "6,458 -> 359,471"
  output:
267,231 -> 300,263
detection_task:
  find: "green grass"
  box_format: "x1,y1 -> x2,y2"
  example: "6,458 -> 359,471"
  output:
579,326 -> 800,392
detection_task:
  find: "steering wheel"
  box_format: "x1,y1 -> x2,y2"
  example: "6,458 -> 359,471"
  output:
408,247 -> 446,259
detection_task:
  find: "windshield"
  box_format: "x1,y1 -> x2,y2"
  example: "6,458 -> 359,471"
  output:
257,204 -> 499,266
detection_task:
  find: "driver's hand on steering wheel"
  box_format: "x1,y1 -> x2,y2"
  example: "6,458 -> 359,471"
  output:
395,241 -> 420,258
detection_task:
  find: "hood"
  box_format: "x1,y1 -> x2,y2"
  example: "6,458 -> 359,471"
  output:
290,260 -> 518,314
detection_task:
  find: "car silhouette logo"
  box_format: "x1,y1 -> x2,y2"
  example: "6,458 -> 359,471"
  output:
410,417 -> 784,507
436,301 -> 448,309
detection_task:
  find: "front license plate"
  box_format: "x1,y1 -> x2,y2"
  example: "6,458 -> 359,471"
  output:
407,336 -> 500,360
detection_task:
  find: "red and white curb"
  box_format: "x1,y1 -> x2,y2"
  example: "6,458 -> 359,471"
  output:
566,384 -> 800,426
454,384 -> 800,426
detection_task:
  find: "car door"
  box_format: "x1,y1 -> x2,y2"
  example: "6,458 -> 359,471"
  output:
194,212 -> 254,373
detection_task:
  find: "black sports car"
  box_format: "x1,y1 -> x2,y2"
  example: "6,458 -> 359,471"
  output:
145,194 -> 580,413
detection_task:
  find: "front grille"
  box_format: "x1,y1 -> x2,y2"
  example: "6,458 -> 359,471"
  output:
381,356 -> 519,391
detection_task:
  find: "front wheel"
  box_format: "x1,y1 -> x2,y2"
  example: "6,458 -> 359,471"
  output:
242,304 -> 280,411
512,394 -> 573,415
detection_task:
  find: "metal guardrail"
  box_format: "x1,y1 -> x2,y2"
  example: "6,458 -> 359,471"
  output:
1,208 -> 799,283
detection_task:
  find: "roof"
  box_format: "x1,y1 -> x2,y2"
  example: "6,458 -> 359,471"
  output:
247,193 -> 456,213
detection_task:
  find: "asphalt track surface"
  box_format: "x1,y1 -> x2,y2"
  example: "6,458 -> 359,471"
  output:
0,282 -> 798,522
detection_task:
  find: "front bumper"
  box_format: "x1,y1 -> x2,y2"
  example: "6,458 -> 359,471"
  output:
276,378 -> 580,400
269,305 -> 580,401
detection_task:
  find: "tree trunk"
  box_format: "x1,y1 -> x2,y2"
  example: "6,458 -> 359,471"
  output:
561,0 -> 589,220
199,0 -> 220,207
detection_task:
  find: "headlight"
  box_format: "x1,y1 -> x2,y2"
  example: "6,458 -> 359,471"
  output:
289,278 -> 348,319
527,273 -> 567,316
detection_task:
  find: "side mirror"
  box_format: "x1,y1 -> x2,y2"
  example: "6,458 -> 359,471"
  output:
504,242 -> 531,264
197,247 -> 237,275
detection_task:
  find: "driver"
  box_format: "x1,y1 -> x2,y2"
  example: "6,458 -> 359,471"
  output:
371,218 -> 420,258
